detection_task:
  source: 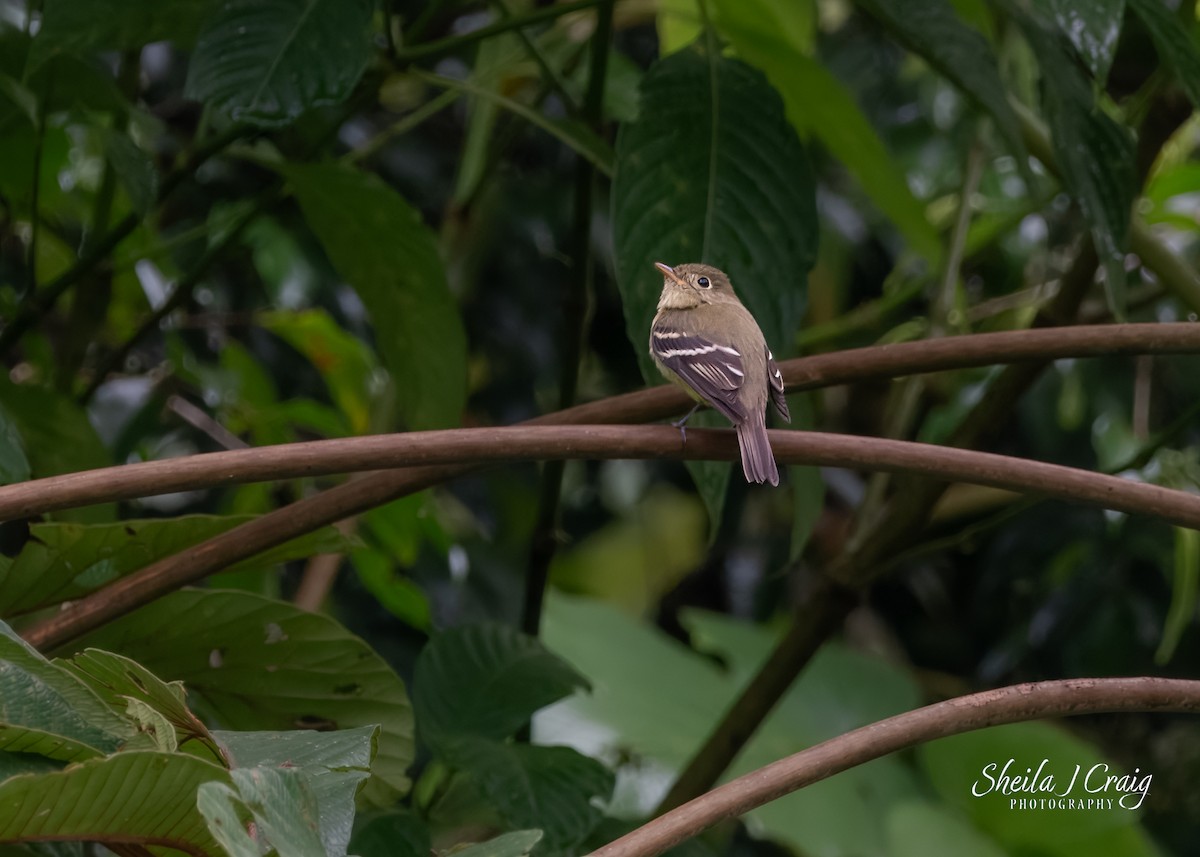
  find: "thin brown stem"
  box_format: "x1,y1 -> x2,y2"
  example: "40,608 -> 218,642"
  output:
523,0 -> 614,637
591,677 -> 1200,857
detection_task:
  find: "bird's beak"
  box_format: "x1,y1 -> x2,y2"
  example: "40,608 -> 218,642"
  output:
654,261 -> 686,288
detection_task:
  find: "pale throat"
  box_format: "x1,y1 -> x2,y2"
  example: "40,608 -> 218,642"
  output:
656,285 -> 703,311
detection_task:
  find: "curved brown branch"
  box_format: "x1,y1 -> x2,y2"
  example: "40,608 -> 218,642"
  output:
588,677 -> 1200,857
20,425 -> 1200,650
6,425 -> 1200,529
18,321 -> 1200,651
5,322 -> 1200,522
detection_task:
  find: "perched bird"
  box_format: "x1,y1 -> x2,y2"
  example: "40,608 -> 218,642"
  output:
649,261 -> 790,485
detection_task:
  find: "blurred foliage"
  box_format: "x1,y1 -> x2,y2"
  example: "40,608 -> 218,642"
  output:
1,0 -> 1200,855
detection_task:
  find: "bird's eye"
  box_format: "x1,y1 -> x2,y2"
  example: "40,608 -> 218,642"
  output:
697,276 -> 711,288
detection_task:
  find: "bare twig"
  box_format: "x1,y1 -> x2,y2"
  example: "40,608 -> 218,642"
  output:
589,677 -> 1200,857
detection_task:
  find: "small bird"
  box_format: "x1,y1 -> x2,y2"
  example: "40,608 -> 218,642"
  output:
649,262 -> 790,485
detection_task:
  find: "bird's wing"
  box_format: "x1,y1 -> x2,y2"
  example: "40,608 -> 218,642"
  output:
650,323 -> 747,423
766,346 -> 790,422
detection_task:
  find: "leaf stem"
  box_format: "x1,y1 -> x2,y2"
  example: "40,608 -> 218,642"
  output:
394,0 -> 606,64
413,69 -> 614,176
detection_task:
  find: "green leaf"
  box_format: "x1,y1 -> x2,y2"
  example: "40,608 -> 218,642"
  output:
1024,21 -> 1136,317
854,0 -> 1028,167
205,729 -> 377,857
919,723 -> 1158,857
350,811 -> 431,857
185,0 -> 373,127
58,649 -> 220,758
200,769 -> 326,857
1155,526 -> 1199,663
33,0 -> 220,58
260,310 -> 379,435
0,402 -> 31,485
612,47 -> 816,523
449,738 -> 614,855
1127,0 -> 1200,108
1049,0 -> 1125,82
540,595 -> 923,857
283,163 -> 467,430
0,377 -> 113,523
0,622 -> 131,762
97,128 -> 158,216
67,589 -> 414,803
0,751 -> 231,854
0,515 -> 355,618
886,801 -> 1006,857
456,831 -> 545,857
413,623 -> 589,751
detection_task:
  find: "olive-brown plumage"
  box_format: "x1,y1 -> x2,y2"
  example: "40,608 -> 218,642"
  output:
649,262 -> 790,485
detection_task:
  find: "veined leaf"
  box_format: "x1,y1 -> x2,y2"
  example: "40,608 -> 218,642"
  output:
283,163 -> 467,430
67,590 -> 414,803
0,623 -> 131,763
185,0 -> 373,127
855,0 -> 1028,167
413,623 -> 588,751
612,46 -> 816,523
0,515 -> 354,618
1128,0 -> 1200,108
447,738 -> 614,855
0,751 -> 231,855
1049,0 -> 1125,82
1024,21 -> 1136,316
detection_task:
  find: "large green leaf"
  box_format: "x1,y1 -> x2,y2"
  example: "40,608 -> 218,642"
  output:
213,725 -> 376,857
413,623 -> 589,751
0,378 -> 112,523
1025,21 -> 1136,315
1049,0 -> 1125,82
0,623 -> 131,763
539,595 -> 923,857
59,649 -> 220,758
717,28 -> 942,265
854,0 -> 1027,165
68,589 -> 414,803
0,515 -> 354,618
1127,0 -> 1200,108
920,723 -> 1157,857
0,751 -> 231,855
185,0 -> 373,127
32,0 -> 219,58
885,801 -> 1006,857
284,163 -> 467,430
612,47 -> 816,521
449,738 -> 614,856
200,768 -> 327,857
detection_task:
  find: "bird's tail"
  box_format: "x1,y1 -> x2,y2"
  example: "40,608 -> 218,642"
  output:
736,412 -> 779,486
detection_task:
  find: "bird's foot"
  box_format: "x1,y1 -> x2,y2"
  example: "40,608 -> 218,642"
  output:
672,403 -> 702,446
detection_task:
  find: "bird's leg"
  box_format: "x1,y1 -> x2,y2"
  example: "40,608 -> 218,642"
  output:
672,402 -> 702,445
